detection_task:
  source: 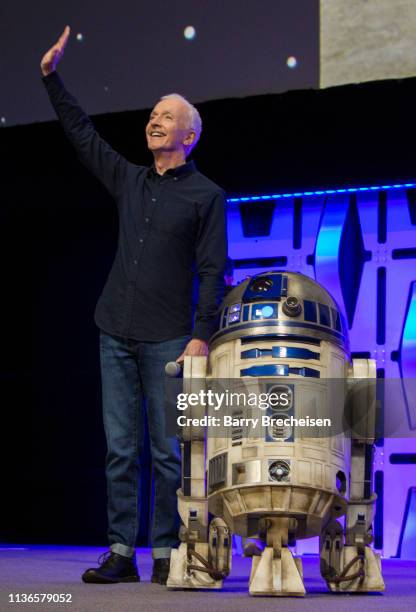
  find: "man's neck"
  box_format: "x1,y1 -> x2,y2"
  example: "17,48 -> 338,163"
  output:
153,151 -> 187,176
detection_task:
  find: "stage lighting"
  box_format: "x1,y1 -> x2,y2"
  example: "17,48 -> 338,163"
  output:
184,26 -> 196,40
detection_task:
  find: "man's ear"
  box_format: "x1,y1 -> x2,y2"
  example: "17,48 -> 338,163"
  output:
183,130 -> 196,146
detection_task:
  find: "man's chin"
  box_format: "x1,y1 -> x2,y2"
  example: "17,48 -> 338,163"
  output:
147,144 -> 176,155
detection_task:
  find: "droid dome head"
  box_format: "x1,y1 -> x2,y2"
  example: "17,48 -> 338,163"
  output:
212,271 -> 349,354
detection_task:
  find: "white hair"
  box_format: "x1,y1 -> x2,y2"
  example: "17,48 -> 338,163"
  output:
160,93 -> 202,152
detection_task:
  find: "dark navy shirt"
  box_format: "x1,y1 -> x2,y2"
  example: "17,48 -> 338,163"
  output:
42,72 -> 227,342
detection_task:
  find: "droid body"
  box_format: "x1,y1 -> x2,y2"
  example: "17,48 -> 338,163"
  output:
167,272 -> 384,596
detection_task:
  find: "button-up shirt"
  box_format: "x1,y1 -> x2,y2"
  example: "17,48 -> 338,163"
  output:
42,72 -> 227,342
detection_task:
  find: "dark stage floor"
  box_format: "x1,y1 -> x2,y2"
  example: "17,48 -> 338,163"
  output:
0,546 -> 415,612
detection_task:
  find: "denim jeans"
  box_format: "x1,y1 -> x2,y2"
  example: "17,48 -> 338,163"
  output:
99,330 -> 190,560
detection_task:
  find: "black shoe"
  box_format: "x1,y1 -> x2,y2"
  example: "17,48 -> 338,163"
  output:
151,558 -> 170,585
82,551 -> 140,584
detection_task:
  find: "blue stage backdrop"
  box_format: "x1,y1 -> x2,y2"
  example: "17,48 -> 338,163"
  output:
227,183 -> 416,559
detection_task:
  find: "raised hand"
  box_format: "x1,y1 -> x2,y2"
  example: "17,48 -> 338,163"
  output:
40,26 -> 71,77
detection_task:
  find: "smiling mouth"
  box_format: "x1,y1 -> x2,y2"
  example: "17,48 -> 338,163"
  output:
149,131 -> 166,137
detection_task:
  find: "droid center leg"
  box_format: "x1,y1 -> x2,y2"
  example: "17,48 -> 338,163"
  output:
249,517 -> 305,597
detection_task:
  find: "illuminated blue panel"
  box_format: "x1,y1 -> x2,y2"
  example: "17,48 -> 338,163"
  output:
398,487 -> 416,559
226,182 -> 416,204
251,303 -> 277,320
304,300 -> 317,322
315,194 -> 349,322
242,305 -> 250,321
228,311 -> 241,324
399,281 -> 416,429
228,304 -> 241,324
230,303 -> 241,313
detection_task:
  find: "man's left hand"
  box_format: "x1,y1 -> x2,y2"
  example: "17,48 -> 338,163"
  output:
176,338 -> 209,363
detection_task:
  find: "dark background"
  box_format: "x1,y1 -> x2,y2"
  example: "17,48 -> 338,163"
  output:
0,0 -> 319,127
1,74 -> 416,545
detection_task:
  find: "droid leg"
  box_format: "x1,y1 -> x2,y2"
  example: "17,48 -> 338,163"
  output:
249,518 -> 305,597
167,356 -> 231,589
320,360 -> 385,593
168,509 -> 231,589
320,489 -> 384,592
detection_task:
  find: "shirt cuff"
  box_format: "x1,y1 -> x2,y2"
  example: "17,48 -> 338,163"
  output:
41,71 -> 61,85
192,320 -> 218,342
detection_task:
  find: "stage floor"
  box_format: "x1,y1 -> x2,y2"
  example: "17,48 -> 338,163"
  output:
0,546 -> 415,611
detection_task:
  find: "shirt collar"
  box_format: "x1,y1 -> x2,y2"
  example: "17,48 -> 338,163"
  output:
147,160 -> 196,179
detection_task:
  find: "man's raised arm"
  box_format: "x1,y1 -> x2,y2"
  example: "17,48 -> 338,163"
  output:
40,26 -> 129,200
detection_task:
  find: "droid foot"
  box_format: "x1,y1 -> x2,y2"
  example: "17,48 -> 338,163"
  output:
324,546 -> 385,593
167,543 -> 223,589
249,547 -> 305,597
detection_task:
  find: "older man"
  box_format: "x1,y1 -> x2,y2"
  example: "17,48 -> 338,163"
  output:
40,26 -> 227,584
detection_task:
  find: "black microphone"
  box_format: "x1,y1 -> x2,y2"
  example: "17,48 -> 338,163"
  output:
165,361 -> 183,377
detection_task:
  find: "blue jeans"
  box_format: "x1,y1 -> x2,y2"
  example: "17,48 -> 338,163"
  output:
99,330 -> 190,559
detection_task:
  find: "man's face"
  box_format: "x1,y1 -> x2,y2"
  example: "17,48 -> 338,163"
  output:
145,98 -> 195,155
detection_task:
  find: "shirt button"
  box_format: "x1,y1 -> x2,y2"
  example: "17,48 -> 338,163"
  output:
151,197 -> 157,202
173,177 -> 178,181
139,238 -> 144,243
145,217 -> 149,223
134,260 -> 138,265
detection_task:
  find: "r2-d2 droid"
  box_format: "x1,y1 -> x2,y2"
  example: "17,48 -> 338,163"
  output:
167,271 -> 385,596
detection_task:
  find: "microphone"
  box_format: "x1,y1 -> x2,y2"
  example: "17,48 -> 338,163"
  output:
165,361 -> 183,377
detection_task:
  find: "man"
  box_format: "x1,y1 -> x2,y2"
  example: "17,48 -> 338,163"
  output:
40,26 -> 227,584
